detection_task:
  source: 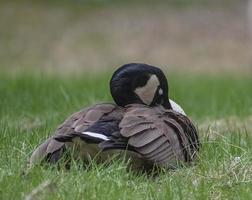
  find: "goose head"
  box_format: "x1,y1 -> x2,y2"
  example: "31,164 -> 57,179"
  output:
110,63 -> 172,109
110,63 -> 186,115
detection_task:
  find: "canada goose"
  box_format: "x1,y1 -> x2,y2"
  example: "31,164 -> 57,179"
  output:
30,63 -> 199,170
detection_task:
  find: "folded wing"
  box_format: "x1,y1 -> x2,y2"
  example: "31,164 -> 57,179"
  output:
29,103 -> 117,165
100,104 -> 199,168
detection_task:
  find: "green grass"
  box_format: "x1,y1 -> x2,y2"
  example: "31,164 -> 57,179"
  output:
0,73 -> 252,199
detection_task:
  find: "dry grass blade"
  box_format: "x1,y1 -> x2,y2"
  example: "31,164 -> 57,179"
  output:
25,180 -> 57,200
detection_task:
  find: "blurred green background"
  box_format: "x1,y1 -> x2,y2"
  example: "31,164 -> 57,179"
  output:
0,0 -> 251,75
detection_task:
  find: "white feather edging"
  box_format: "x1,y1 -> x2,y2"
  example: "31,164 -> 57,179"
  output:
81,131 -> 109,141
169,99 -> 186,116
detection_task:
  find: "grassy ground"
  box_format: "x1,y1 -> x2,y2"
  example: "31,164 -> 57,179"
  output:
0,73 -> 251,200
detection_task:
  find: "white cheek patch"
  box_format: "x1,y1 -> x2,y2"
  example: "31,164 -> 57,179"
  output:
134,75 -> 160,105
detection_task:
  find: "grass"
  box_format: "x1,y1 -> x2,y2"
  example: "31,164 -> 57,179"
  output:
0,72 -> 252,199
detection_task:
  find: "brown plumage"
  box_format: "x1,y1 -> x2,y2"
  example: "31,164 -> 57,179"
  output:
30,63 -> 200,171
29,103 -> 118,165
30,103 -> 199,170
100,104 -> 199,169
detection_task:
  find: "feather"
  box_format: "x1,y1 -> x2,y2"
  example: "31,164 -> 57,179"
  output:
136,136 -> 167,154
120,122 -> 153,137
29,103 -> 118,166
128,128 -> 162,147
30,103 -> 199,170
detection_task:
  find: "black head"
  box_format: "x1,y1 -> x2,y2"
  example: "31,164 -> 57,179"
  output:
110,63 -> 171,109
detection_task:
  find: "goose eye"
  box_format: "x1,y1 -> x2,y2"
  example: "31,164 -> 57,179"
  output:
158,88 -> 163,95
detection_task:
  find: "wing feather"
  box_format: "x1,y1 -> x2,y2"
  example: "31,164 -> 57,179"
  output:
136,136 -> 167,154
115,104 -> 199,167
128,129 -> 162,147
30,103 -> 117,165
120,122 -> 153,137
144,141 -> 171,159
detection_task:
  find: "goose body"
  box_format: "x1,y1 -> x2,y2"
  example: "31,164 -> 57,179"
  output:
30,63 -> 199,170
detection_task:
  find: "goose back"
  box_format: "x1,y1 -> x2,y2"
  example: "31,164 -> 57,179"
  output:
30,103 -> 199,170
100,104 -> 199,169
29,103 -> 119,165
